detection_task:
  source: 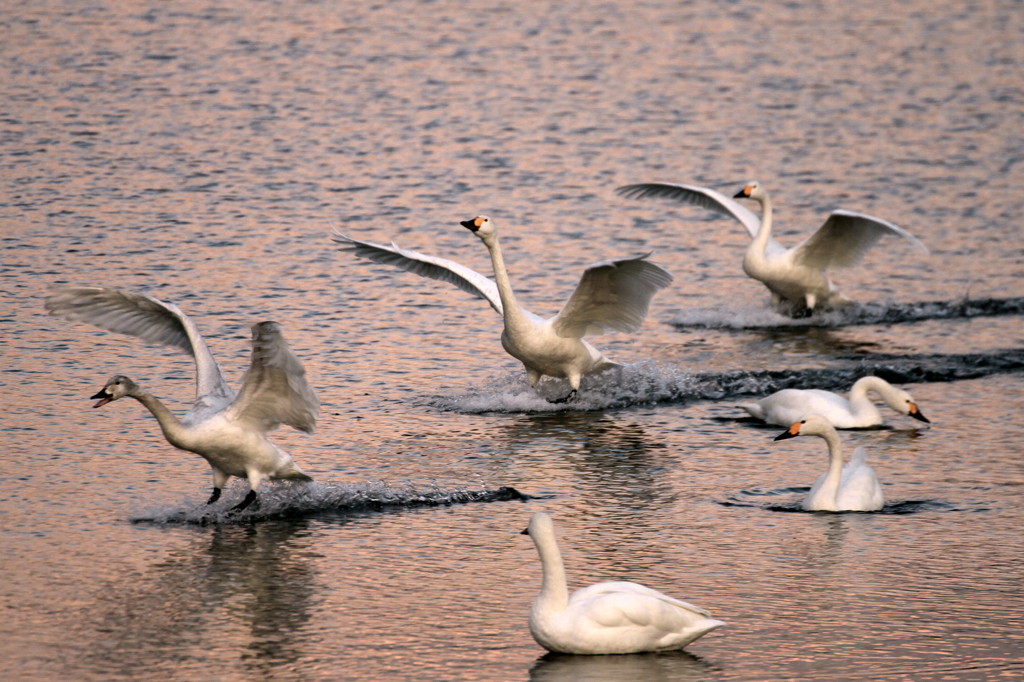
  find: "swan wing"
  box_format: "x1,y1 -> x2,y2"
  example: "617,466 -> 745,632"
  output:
44,286 -> 233,405
226,322 -> 320,434
836,447 -> 885,510
552,255 -> 673,338
793,210 -> 929,270
572,581 -> 714,621
617,182 -> 765,240
334,231 -> 503,315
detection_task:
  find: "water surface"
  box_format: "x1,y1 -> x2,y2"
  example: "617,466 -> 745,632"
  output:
2,0 -> 1023,680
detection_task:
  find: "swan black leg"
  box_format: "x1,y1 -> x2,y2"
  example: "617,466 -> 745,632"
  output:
550,388 -> 578,404
230,489 -> 258,512
207,487 -> 222,505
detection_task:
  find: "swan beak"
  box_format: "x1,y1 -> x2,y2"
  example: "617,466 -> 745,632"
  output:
91,388 -> 112,408
774,423 -> 801,441
460,217 -> 481,233
520,527 -> 530,535
734,185 -> 753,199
908,403 -> 930,423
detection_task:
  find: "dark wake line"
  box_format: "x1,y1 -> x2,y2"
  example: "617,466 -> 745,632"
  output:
438,347 -> 1024,413
671,296 -> 1024,330
131,482 -> 531,526
684,347 -> 1024,401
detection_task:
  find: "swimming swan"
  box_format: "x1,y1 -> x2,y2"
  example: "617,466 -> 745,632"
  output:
521,511 -> 725,654
334,216 -> 673,402
44,287 -> 319,511
743,376 -> 930,429
774,415 -> 885,511
617,181 -> 928,315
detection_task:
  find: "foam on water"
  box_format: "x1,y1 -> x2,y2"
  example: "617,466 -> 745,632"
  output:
671,296 -> 1024,329
130,480 -> 530,525
432,347 -> 1024,413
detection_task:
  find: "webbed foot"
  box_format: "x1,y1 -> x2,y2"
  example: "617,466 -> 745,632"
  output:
550,389 -> 578,404
230,489 -> 258,512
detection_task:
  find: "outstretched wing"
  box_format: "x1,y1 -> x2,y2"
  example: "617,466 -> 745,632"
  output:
44,286 -> 233,405
552,255 -> 673,338
333,231 -> 503,315
226,321 -> 320,434
617,182 -> 765,240
793,209 -> 929,270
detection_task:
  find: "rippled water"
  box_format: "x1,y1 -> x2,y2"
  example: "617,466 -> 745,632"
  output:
2,0 -> 1023,680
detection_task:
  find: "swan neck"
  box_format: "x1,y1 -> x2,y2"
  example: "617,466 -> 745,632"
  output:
821,429 -> 845,494
483,235 -> 525,324
533,530 -> 570,611
752,194 -> 773,246
132,390 -> 189,448
853,377 -> 896,407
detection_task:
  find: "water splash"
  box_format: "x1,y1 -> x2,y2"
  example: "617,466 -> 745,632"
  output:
672,296 -> 1024,329
434,348 -> 1024,412
130,480 -> 530,525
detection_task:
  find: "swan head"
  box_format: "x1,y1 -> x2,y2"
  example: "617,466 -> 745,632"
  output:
521,511 -> 555,538
734,182 -> 766,201
774,414 -> 835,441
894,391 -> 930,423
91,375 -> 138,408
460,215 -> 496,240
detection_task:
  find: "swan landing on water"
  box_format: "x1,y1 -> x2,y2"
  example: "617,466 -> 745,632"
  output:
617,181 -> 928,316
521,511 -> 725,654
334,215 -> 673,402
45,287 -> 319,512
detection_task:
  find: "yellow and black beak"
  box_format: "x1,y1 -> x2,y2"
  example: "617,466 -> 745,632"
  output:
733,185 -> 753,199
91,388 -> 112,408
908,402 -> 930,423
460,216 -> 484,232
774,422 -> 802,441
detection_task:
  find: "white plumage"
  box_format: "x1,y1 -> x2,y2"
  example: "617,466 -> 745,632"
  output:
335,215 -> 672,401
743,376 -> 930,428
617,181 -> 927,315
45,287 -> 319,510
774,415 -> 886,512
521,511 -> 725,654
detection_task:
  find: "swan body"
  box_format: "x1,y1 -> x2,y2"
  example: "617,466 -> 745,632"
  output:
774,415 -> 885,511
335,216 -> 672,401
45,287 -> 319,510
521,512 -> 725,654
617,181 -> 928,314
743,376 -> 930,428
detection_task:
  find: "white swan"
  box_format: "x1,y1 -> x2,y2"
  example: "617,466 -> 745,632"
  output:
617,181 -> 928,315
521,511 -> 726,654
44,287 -> 319,511
743,376 -> 930,429
774,415 -> 885,511
334,216 -> 673,401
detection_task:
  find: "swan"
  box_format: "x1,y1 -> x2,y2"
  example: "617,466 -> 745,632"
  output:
743,376 -> 930,429
44,287 -> 319,511
521,511 -> 726,654
334,216 -> 673,402
774,415 -> 885,511
616,181 -> 928,315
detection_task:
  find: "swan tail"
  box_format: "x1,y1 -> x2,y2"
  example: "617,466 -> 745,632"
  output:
741,403 -> 763,419
275,463 -> 313,482
849,446 -> 868,468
